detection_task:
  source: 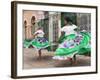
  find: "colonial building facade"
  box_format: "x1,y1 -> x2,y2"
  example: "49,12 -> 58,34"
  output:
23,11 -> 91,45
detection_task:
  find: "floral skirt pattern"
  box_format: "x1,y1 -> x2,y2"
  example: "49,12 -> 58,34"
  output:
24,37 -> 50,50
53,32 -> 91,60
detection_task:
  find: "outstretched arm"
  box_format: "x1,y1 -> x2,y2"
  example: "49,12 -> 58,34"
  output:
33,32 -> 39,38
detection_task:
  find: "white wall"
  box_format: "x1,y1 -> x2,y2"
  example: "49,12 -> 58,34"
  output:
0,0 -> 100,80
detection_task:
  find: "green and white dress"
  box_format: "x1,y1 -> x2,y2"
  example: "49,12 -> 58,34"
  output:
53,25 -> 91,60
24,29 -> 50,50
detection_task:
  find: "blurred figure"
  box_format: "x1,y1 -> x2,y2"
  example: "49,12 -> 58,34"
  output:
53,17 -> 91,64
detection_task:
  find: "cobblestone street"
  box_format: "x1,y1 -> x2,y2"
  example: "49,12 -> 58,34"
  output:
23,48 -> 91,69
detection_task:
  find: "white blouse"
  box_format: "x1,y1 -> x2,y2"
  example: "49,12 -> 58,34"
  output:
34,29 -> 44,37
61,25 -> 78,36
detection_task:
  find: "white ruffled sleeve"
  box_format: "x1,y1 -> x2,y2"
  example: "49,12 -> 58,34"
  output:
72,25 -> 78,29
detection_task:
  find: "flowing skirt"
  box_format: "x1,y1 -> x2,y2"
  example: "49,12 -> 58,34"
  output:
24,37 -> 50,50
53,32 -> 91,60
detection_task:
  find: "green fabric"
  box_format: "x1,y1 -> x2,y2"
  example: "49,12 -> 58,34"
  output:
31,39 -> 49,49
55,32 -> 91,56
23,40 -> 31,48
24,38 -> 50,49
78,48 -> 90,55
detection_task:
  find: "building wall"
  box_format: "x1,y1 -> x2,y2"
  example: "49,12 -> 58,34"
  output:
76,13 -> 91,32
23,11 -> 45,40
49,12 -> 61,43
23,11 -> 91,41
23,11 -> 33,40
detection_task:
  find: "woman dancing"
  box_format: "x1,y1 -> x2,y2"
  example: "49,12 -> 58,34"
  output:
29,27 -> 50,59
53,17 -> 91,64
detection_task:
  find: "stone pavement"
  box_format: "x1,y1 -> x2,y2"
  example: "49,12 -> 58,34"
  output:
23,48 -> 90,69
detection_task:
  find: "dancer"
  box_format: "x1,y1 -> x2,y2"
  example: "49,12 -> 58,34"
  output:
29,27 -> 50,59
53,17 -> 91,63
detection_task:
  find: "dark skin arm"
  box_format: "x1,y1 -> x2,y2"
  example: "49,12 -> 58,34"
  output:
61,31 -> 65,36
74,28 -> 79,31
58,31 -> 65,43
33,33 -> 39,38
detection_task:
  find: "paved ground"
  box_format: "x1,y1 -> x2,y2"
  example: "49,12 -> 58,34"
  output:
23,48 -> 91,69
